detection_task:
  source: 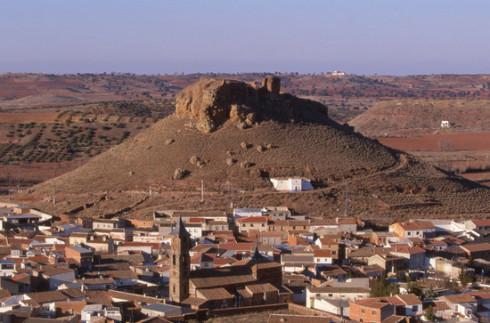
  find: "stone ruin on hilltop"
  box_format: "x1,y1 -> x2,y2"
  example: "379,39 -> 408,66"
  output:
175,76 -> 329,133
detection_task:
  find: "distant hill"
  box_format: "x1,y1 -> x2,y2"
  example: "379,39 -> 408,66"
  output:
349,99 -> 490,137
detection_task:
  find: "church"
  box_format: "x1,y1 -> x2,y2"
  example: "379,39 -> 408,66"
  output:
169,217 -> 291,310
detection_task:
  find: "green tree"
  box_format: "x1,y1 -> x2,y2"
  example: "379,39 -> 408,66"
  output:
459,271 -> 474,286
424,305 -> 435,321
370,277 -> 399,297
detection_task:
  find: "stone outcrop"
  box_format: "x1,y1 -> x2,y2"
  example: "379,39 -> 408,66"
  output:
175,76 -> 328,133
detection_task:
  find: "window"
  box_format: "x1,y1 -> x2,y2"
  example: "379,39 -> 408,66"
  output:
172,255 -> 176,265
361,309 -> 365,314
371,311 -> 376,315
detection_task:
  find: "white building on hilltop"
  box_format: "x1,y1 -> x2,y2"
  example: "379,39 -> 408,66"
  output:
270,177 -> 313,192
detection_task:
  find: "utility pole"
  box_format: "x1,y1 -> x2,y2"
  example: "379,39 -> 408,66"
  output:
200,179 -> 204,203
343,182 -> 349,217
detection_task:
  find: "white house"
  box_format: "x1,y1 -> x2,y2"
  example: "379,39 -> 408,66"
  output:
308,298 -> 349,317
270,177 -> 313,192
232,208 -> 264,218
281,254 -> 315,273
81,304 -> 104,322
440,120 -> 450,128
313,249 -> 334,266
0,260 -> 16,277
186,223 -> 204,239
306,285 -> 370,308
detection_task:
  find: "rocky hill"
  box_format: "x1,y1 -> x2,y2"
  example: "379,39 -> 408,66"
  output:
25,77 -> 490,220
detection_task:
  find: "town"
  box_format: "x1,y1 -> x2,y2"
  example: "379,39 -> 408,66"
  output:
1,201 -> 489,322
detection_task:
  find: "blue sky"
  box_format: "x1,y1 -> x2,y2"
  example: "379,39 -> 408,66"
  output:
1,0 -> 490,74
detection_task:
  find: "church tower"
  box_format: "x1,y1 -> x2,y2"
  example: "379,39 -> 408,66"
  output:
169,216 -> 191,304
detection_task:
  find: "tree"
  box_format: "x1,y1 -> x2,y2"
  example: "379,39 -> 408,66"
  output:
424,305 -> 435,321
370,277 -> 399,297
459,270 -> 474,287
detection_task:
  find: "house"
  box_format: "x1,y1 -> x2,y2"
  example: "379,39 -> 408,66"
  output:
370,232 -> 398,246
389,221 -> 436,239
0,275 -> 32,295
117,242 -> 161,256
270,177 -> 313,192
368,254 -> 408,274
92,218 -> 125,231
439,294 -> 478,319
203,220 -> 229,232
184,223 -> 203,239
465,219 -> 490,232
233,208 -> 264,218
306,285 -> 370,307
184,287 -> 235,309
238,283 -> 280,306
281,254 -> 315,273
390,294 -> 423,317
429,256 -> 464,280
308,298 -> 349,317
349,247 -> 390,264
34,266 -> 75,290
255,231 -> 283,246
0,203 -> 53,231
314,235 -> 341,261
83,235 -> 115,253
132,228 -> 162,243
432,301 -> 453,320
0,260 -> 16,277
349,295 -> 420,323
236,216 -> 268,233
263,207 -> 292,220
80,304 -> 104,322
349,298 -> 395,323
389,245 -> 426,270
313,249 -> 334,266
461,242 -> 490,260
80,277 -> 115,291
141,303 -> 192,318
65,245 -> 94,270
156,210 -> 228,224
269,220 -> 310,238
69,232 -> 90,246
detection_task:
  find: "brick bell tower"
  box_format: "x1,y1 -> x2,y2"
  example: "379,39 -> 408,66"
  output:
169,216 -> 191,304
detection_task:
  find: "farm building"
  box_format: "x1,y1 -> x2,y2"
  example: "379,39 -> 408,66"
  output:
270,177 -> 313,192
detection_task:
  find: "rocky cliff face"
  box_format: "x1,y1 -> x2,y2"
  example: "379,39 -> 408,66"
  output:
175,76 -> 329,133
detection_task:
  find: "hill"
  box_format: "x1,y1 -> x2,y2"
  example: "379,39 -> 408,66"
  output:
17,78 -> 490,220
349,99 -> 490,137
